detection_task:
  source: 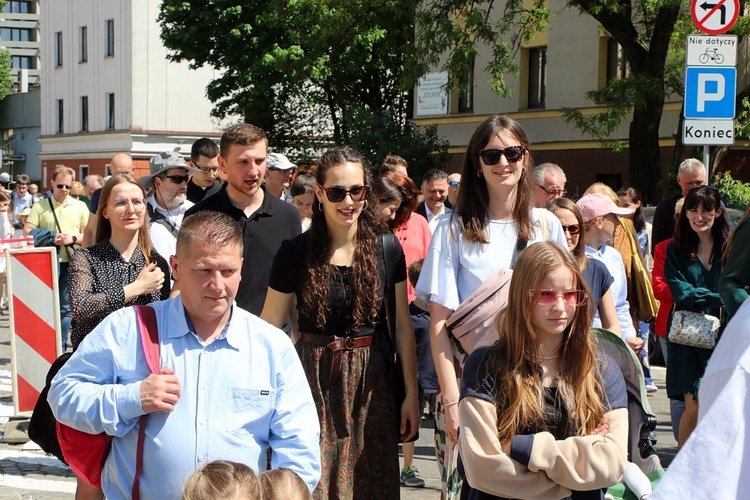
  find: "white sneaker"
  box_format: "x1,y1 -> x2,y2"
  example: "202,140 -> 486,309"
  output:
645,383 -> 658,393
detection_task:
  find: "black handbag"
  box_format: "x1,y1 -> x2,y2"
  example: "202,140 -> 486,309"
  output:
28,353 -> 73,462
381,233 -> 418,443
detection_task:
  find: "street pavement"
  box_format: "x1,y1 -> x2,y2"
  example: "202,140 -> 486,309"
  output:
0,310 -> 678,499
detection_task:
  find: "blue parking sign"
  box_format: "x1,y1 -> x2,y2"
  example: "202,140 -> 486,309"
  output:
684,67 -> 737,119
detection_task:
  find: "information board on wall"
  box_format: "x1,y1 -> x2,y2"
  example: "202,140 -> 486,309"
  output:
416,72 -> 449,116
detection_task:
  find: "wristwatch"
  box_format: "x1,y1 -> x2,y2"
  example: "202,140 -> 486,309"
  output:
71,235 -> 78,244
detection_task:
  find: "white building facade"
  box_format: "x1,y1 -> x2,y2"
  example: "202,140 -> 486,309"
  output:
38,0 -> 230,186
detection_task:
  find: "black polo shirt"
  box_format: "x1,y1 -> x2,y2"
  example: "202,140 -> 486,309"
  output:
186,179 -> 223,204
185,184 -> 301,315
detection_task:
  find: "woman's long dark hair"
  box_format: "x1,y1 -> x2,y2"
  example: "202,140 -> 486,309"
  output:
455,115 -> 535,244
371,171 -> 420,231
301,147 -> 386,330
723,203 -> 750,265
617,187 -> 646,234
673,186 -> 731,265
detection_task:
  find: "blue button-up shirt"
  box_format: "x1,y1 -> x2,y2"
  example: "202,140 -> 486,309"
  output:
49,297 -> 321,500
585,244 -> 636,339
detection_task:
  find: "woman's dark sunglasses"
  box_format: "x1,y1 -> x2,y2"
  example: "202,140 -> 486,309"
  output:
318,184 -> 368,203
479,146 -> 526,165
561,224 -> 581,235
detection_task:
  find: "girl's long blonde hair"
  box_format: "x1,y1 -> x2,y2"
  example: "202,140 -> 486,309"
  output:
490,241 -> 605,441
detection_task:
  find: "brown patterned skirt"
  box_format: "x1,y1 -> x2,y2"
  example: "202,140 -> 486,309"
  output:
296,338 -> 400,499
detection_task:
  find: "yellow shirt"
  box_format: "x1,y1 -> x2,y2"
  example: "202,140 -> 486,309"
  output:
27,196 -> 89,263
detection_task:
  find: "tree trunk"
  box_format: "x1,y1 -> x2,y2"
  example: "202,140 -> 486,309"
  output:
629,97 -> 663,203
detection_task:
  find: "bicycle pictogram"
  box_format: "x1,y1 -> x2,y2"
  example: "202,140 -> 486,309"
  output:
698,47 -> 725,64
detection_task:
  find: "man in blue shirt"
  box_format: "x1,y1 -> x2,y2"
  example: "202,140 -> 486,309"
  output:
49,210 -> 320,499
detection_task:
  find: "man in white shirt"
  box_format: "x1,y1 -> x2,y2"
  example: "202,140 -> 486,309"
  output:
532,163 -> 567,208
140,151 -> 198,266
416,168 -> 452,233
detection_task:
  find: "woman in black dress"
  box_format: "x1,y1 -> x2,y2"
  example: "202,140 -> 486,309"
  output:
261,147 -> 419,499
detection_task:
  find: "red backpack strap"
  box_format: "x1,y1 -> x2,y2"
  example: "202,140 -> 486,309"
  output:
132,305 -> 160,500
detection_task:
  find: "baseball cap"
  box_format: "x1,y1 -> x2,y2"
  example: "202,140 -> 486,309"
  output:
576,193 -> 633,222
267,153 -> 297,171
139,151 -> 199,189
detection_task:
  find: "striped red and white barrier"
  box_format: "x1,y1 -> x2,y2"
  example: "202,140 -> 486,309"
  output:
6,247 -> 61,415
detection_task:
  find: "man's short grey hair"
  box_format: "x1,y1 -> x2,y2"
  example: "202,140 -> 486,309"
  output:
421,168 -> 448,185
677,158 -> 706,177
533,163 -> 567,185
83,175 -> 104,188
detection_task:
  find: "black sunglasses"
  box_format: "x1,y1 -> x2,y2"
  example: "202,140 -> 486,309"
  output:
537,184 -> 567,197
478,146 -> 526,165
56,183 -> 72,190
162,174 -> 189,184
317,183 -> 368,203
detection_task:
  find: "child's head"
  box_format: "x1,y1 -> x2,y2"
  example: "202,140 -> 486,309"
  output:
182,460 -> 261,500
290,172 -> 315,220
576,193 -> 632,248
408,259 -> 424,289
500,241 -> 592,356
259,468 -> 311,500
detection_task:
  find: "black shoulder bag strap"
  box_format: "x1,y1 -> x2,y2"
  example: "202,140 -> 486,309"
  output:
381,233 -> 398,353
147,202 -> 180,238
509,236 -> 528,269
49,197 -> 63,234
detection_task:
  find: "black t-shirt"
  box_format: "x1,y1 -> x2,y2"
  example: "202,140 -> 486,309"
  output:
582,257 -> 614,313
186,184 -> 301,315
268,231 -> 406,337
186,179 -> 223,204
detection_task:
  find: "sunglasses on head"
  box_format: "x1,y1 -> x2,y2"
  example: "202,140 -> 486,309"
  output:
478,146 -> 526,165
318,183 -> 368,203
56,183 -> 72,190
561,223 -> 581,235
688,185 -> 719,193
162,174 -> 189,184
530,289 -> 588,306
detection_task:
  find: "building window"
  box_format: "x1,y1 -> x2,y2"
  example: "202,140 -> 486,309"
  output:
3,1 -> 35,14
11,55 -> 36,69
79,165 -> 89,182
105,19 -> 114,57
0,28 -> 35,42
56,99 -> 64,134
527,47 -> 547,109
79,26 -> 88,63
606,39 -> 629,84
55,32 -> 63,67
80,96 -> 89,132
106,93 -> 115,130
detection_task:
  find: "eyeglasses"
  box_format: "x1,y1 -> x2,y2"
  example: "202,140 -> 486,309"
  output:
536,184 -> 567,197
198,166 -> 219,173
162,174 -> 190,184
318,183 -> 368,203
530,289 -> 588,306
448,180 -> 460,187
56,183 -> 72,190
478,146 -> 526,165
561,224 -> 581,235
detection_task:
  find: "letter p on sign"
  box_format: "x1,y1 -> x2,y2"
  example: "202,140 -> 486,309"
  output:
684,67 -> 736,119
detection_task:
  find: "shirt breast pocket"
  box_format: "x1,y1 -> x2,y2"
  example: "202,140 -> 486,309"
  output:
225,388 -> 274,438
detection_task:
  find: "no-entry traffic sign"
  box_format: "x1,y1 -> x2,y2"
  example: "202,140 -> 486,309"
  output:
691,0 -> 740,35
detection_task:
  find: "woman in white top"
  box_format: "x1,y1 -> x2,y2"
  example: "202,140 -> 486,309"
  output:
415,114 -> 565,498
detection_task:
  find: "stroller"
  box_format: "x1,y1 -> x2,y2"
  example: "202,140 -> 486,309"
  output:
591,328 -> 664,498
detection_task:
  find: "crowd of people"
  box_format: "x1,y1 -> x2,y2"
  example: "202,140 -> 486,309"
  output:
8,113 -> 748,499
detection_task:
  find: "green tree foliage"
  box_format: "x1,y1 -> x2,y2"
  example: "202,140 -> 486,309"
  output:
159,0 -> 448,163
345,108 -> 450,181
412,0 -> 748,203
0,49 -> 13,102
715,172 -> 750,209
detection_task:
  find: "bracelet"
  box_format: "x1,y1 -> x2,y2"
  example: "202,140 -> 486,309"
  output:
442,401 -> 459,409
